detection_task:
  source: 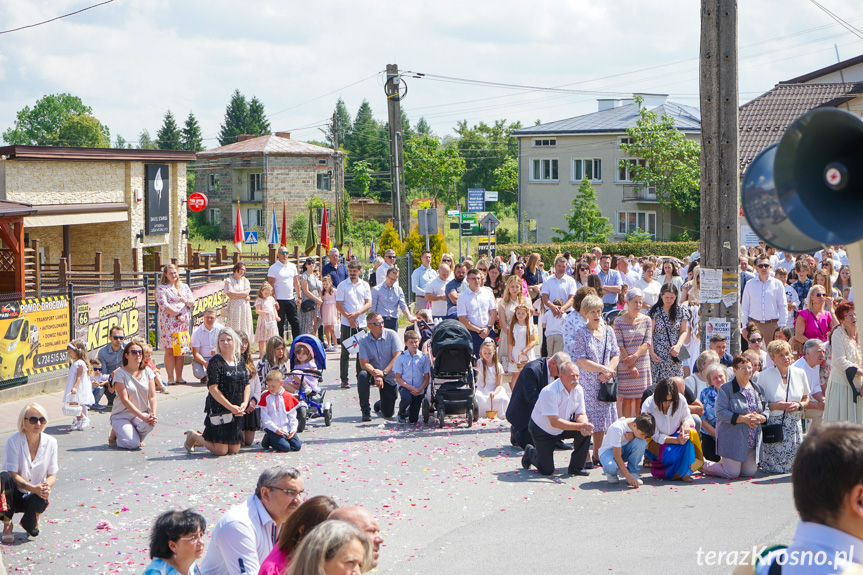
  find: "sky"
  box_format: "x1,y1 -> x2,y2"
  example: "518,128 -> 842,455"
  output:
0,0 -> 861,149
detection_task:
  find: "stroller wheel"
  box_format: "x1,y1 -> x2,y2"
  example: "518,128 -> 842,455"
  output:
296,406 -> 308,433
437,406 -> 445,428
323,406 -> 332,427
422,398 -> 430,424
466,406 -> 473,428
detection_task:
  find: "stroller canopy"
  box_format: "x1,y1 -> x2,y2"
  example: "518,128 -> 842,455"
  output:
431,319 -> 473,357
290,334 -> 327,370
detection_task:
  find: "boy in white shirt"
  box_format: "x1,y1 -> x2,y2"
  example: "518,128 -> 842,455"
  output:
542,298 -> 567,357
598,413 -> 655,488
257,370 -> 301,452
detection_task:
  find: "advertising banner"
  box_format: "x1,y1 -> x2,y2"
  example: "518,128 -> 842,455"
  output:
0,297 -> 70,380
191,281 -> 227,328
74,288 -> 146,354
146,164 -> 170,235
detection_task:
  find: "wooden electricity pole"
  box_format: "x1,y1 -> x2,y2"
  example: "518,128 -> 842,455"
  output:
332,109 -> 341,243
699,0 -> 742,354
385,63 -> 408,239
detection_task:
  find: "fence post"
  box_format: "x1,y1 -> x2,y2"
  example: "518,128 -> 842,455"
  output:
232,252 -> 239,265
204,254 -> 212,273
186,243 -> 193,267
193,252 -> 200,268
185,267 -> 192,289
32,239 -> 41,297
94,252 -> 102,273
292,246 -> 299,266
216,249 -> 223,266
269,245 -> 276,264
154,251 -> 162,272
59,257 -> 68,286
221,245 -> 228,261
113,258 -> 122,288
132,247 -> 139,272
67,282 -> 74,341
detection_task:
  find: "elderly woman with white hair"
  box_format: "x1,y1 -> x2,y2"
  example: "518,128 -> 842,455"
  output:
698,362 -> 728,462
684,350 -> 721,399
184,327 -> 250,456
288,520 -> 372,575
2,403 -> 58,542
613,287 -> 653,418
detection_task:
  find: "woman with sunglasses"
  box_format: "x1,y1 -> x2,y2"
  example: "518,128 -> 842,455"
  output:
575,263 -> 591,289
110,342 -> 158,449
746,329 -> 772,371
143,509 -> 207,575
440,254 -> 455,280
1,403 -> 57,543
793,286 -> 837,358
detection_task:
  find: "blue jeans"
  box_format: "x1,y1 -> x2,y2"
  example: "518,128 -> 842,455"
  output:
264,429 -> 302,452
599,438 -> 647,476
91,385 -> 106,407
398,387 -> 424,422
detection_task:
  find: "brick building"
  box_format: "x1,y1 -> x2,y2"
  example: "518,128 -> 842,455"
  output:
194,132 -> 343,239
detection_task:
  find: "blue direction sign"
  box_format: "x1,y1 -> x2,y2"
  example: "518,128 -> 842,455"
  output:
244,231 -> 258,245
467,188 -> 485,212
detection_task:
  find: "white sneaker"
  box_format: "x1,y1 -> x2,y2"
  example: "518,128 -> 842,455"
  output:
80,417 -> 90,429
631,473 -> 644,486
605,473 -> 620,484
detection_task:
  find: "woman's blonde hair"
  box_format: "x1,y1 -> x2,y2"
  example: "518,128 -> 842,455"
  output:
502,275 -> 528,306
160,264 -> 182,290
526,253 -> 540,273
18,403 -> 48,433
216,327 -> 243,364
805,284 -> 827,311
767,339 -> 792,359
287,520 -> 372,575
580,294 -> 604,315
478,339 -> 502,385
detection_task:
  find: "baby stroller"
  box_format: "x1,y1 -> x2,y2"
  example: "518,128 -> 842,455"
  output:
422,319 -> 476,428
288,334 -> 333,431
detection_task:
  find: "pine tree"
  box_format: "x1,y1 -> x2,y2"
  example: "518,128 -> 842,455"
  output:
415,117 -> 432,137
326,98 -> 352,148
156,110 -> 182,150
218,90 -> 249,146
138,129 -> 158,150
551,177 -> 613,242
247,96 -> 271,136
182,111 -> 204,151
345,100 -> 388,195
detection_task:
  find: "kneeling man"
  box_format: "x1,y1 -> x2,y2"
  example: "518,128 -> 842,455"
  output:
521,361 -> 593,476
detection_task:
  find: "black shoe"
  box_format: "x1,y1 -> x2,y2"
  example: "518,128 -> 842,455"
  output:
521,446 -> 534,470
361,412 -> 372,422
584,461 -> 594,470
568,468 -> 590,477
397,413 -> 407,424
510,429 -> 518,447
374,400 -> 381,413
261,435 -> 270,450
554,439 -> 572,451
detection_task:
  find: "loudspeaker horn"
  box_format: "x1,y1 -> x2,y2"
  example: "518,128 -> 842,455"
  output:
741,107 -> 863,252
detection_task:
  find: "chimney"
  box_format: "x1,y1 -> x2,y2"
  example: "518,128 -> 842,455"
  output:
276,131 -> 291,139
237,134 -> 254,142
597,98 -> 621,112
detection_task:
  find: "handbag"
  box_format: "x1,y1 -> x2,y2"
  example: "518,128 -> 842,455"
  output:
171,331 -> 191,356
761,373 -> 791,444
597,328 -> 618,402
63,393 -> 83,417
300,299 -> 317,312
209,413 -> 234,426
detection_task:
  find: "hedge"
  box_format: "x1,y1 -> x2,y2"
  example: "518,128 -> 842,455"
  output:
495,242 -> 699,267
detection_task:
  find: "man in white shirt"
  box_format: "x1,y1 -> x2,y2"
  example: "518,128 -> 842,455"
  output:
336,260 -> 372,389
615,256 -> 639,288
191,308 -> 223,382
540,257 -> 577,316
793,339 -> 825,430
741,255 -> 788,345
521,362 -> 593,476
267,247 -> 301,342
200,467 -> 304,575
411,250 -> 436,311
457,268 -> 498,357
776,251 -> 796,275
424,263 -> 451,321
376,249 -> 396,286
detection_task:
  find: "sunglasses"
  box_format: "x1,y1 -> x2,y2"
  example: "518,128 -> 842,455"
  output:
93,367 -> 102,371
385,255 -> 396,259
749,338 -> 763,343
368,321 -> 384,327
128,349 -> 144,356
442,258 -> 453,263
757,264 -> 770,269
26,416 -> 47,425
478,267 -> 488,272
814,293 -> 827,298
112,335 -> 124,340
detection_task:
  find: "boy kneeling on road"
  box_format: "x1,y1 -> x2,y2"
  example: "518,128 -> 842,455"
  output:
258,370 -> 302,452
394,330 -> 431,424
598,413 -> 656,488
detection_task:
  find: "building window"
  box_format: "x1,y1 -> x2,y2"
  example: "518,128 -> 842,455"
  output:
533,138 -> 556,147
616,211 -> 656,237
530,158 -> 559,182
617,158 -> 648,182
618,137 -> 634,149
572,158 -> 602,182
317,172 -> 331,191
207,174 -> 219,192
247,208 -> 263,228
208,208 -> 221,225
248,173 -> 262,201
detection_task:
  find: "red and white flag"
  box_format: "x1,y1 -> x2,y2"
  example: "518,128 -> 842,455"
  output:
233,205 -> 244,251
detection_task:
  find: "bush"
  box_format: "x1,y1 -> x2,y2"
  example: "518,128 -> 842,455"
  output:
289,213 -> 307,246
378,220 -> 403,255
496,241 -> 699,267
187,213 -> 221,240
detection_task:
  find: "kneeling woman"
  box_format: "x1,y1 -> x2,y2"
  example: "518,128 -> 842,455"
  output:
185,328 -> 250,456
111,341 -> 158,449
642,378 -> 703,482
703,355 -> 770,479
1,403 -> 58,542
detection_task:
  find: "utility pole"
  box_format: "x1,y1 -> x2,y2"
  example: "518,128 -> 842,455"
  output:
332,109 -> 341,246
385,63 -> 408,240
699,0 -> 741,354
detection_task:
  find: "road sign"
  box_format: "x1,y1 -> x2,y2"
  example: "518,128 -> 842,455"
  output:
244,231 -> 258,245
479,212 -> 500,234
417,209 -> 438,236
460,212 -> 499,237
188,192 -> 208,212
447,210 -> 459,217
478,236 -> 496,259
485,191 -> 498,202
467,188 -> 485,212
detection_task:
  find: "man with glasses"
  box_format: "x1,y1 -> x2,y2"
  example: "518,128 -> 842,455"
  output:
371,267 -> 414,331
357,311 -> 402,421
376,249 -> 397,286
96,326 -> 125,409
411,250 -> 436,311
457,268 -> 498,357
741,255 -> 788,345
322,248 -> 348,288
267,248 -> 302,343
336,260 -> 372,389
200,466 -> 303,575
425,263 -> 451,321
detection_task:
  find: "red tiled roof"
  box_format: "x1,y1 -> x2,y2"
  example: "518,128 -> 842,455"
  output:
738,82 -> 863,178
197,134 -> 340,157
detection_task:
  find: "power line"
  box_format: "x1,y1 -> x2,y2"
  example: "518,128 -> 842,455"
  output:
809,1 -> 863,40
0,0 -> 116,35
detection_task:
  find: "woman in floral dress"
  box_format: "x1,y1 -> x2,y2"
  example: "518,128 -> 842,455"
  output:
157,264 -> 195,385
648,283 -> 691,383
224,262 -> 253,339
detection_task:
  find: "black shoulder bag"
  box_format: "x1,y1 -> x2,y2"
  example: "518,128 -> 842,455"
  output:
761,374 -> 790,444
597,327 -> 618,403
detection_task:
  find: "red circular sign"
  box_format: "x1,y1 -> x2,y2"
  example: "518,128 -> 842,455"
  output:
188,192 -> 208,212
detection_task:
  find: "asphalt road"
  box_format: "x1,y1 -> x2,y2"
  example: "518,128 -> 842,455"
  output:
0,353 -> 801,575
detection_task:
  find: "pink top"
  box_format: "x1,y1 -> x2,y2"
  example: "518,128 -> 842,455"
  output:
259,545 -> 290,575
797,309 -> 831,342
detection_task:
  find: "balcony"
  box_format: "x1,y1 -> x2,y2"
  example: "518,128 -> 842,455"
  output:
622,184 -> 658,202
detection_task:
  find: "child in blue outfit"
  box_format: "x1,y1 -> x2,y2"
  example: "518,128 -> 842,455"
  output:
393,330 -> 431,424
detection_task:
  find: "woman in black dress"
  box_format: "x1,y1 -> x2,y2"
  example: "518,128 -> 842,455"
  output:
183,327 -> 249,455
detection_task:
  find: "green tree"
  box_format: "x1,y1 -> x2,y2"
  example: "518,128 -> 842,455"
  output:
2,93 -> 105,145
625,227 -> 653,243
218,90 -> 250,146
620,95 -> 701,215
156,110 -> 182,150
551,177 -> 613,242
138,129 -> 158,150
327,98 -> 352,148
115,134 -> 131,149
453,119 -> 521,199
351,160 -> 373,199
493,155 -> 518,198
404,135 -> 465,203
289,212 -> 308,246
415,117 -> 432,137
345,100 -> 388,194
182,111 -> 204,151
247,96 -> 271,137
57,114 -> 110,147
378,221 -> 403,255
